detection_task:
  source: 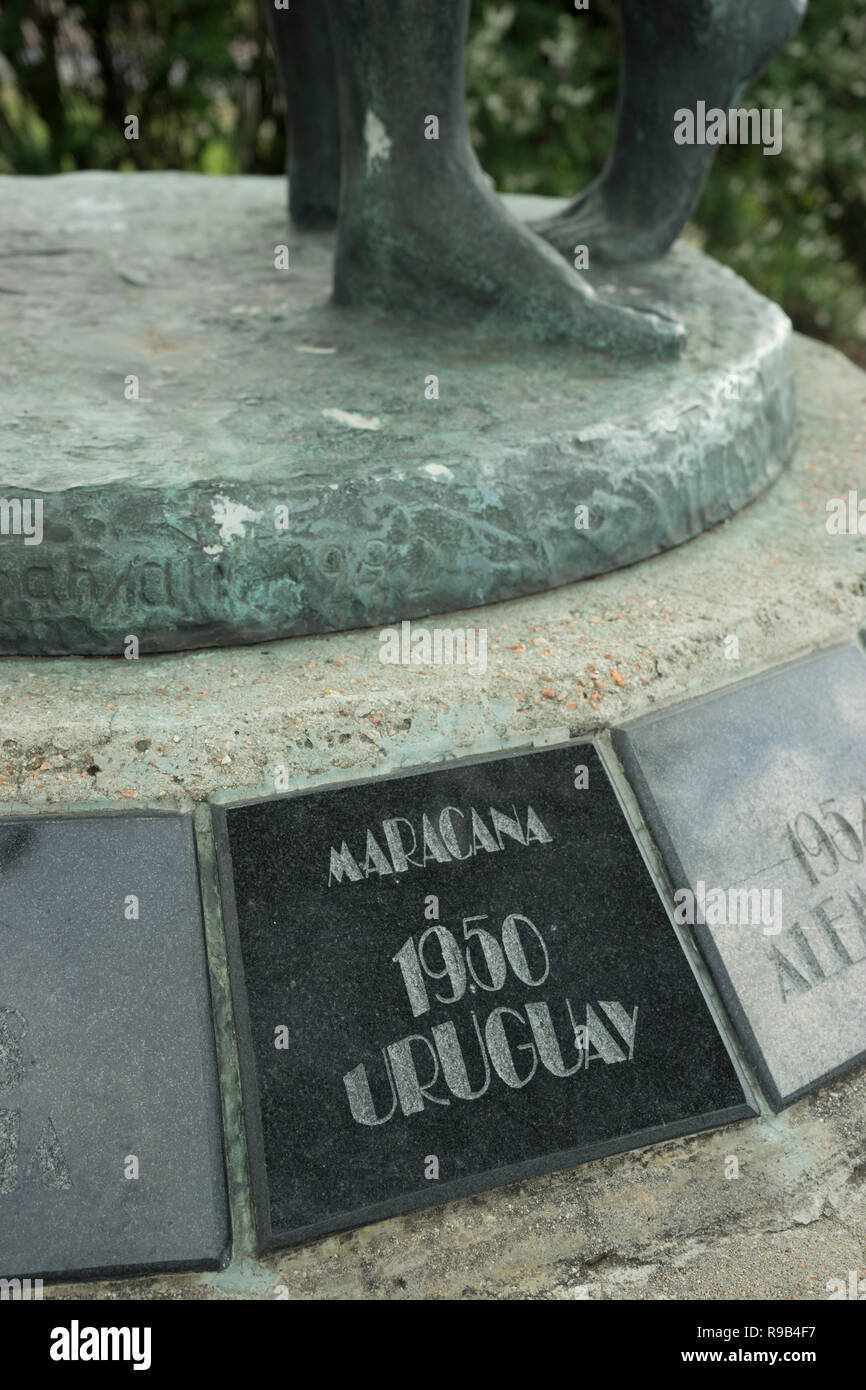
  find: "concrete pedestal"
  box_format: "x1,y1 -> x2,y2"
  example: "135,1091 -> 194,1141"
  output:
2,321 -> 864,1298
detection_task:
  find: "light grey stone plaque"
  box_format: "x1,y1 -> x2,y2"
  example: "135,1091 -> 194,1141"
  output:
613,644 -> 866,1110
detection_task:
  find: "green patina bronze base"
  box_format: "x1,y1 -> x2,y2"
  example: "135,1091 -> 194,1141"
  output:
0,175 -> 795,655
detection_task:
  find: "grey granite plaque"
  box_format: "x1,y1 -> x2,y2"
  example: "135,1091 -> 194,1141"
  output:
614,644 -> 866,1111
214,742 -> 753,1250
0,813 -> 229,1281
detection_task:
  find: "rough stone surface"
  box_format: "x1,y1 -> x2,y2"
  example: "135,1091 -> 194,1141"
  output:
0,332 -> 863,1300
613,644 -> 866,1111
0,174 -> 795,654
0,813 -> 229,1281
215,742 -> 752,1249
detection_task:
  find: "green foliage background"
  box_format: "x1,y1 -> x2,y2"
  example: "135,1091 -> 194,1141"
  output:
1,0 -> 864,357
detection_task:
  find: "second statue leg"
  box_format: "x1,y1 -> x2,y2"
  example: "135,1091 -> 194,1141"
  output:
262,0 -> 341,228
535,0 -> 807,265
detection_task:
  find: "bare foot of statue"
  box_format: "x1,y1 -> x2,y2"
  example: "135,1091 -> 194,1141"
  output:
535,0 -> 807,265
322,0 -> 684,355
261,0 -> 341,228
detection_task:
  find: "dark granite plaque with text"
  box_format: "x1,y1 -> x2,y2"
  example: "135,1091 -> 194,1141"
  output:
214,742 -> 753,1249
0,813 -> 229,1282
613,644 -> 866,1110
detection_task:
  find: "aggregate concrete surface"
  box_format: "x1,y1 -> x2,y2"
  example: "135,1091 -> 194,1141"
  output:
1,333 -> 864,1299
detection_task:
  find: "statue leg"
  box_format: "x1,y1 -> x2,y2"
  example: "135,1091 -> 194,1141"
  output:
536,0 -> 807,265
261,0 -> 341,228
321,0 -> 684,354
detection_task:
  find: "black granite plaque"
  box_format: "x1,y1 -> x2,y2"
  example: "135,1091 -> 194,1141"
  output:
0,813 -> 229,1281
214,742 -> 754,1249
613,643 -> 866,1111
